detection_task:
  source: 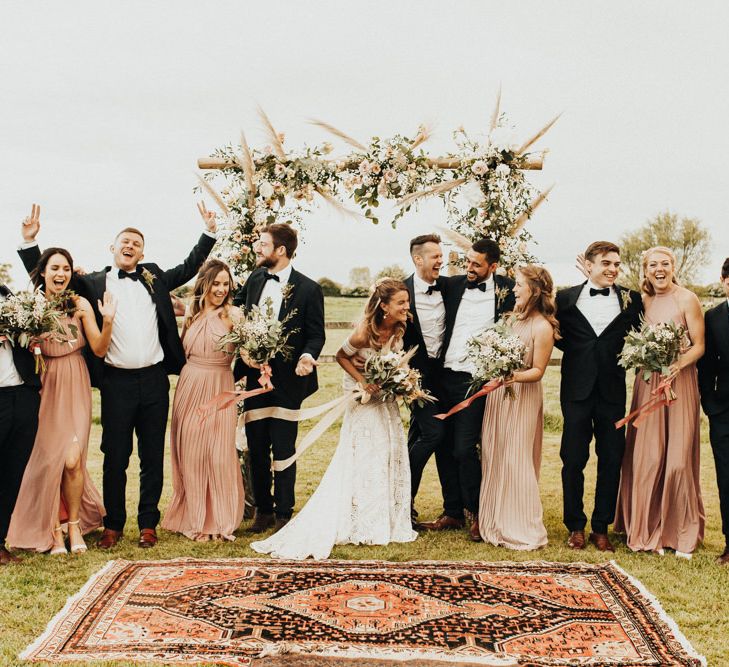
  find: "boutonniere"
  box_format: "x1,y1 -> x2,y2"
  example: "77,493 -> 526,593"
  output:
495,285 -> 509,311
619,289 -> 632,310
141,268 -> 156,290
281,282 -> 294,305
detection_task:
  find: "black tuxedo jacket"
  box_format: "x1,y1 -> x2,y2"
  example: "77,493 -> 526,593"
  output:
441,273 -> 516,363
19,233 -> 216,387
403,273 -> 450,375
233,267 -> 325,409
698,300 -> 729,417
555,282 -> 643,404
0,285 -> 41,389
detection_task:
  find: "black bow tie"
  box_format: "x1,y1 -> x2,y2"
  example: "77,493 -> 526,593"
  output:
466,281 -> 488,292
425,284 -> 441,295
264,272 -> 280,282
589,287 -> 610,297
119,269 -> 140,281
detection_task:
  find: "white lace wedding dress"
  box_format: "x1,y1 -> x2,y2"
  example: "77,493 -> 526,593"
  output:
250,340 -> 417,560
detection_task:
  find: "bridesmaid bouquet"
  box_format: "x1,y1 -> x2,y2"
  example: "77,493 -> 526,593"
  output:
0,290 -> 74,372
217,297 -> 298,386
464,321 -> 527,399
362,343 -> 434,408
618,318 -> 686,398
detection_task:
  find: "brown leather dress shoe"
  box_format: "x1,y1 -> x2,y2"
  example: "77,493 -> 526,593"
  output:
138,528 -> 158,549
588,532 -> 615,552
420,515 -> 465,531
469,519 -> 482,542
716,547 -> 729,565
567,530 -> 586,550
96,528 -> 123,550
247,511 -> 275,533
274,516 -> 290,531
0,546 -> 20,565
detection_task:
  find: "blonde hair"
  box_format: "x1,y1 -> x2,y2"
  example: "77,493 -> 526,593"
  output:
641,246 -> 679,296
185,259 -> 235,327
361,278 -> 409,349
515,265 -> 560,339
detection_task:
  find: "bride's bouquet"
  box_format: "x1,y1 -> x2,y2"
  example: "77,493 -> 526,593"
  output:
362,342 -> 434,408
618,318 -> 686,398
0,290 -> 75,372
464,321 -> 527,399
217,297 -> 298,386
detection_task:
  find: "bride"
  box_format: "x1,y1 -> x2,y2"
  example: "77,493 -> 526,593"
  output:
250,278 -> 418,559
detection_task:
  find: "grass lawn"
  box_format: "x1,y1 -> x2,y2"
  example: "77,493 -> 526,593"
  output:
2,298 -> 728,665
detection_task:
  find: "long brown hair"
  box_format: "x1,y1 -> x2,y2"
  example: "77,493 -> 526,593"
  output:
362,278 -> 409,349
515,265 -> 560,339
186,259 -> 235,327
30,247 -> 76,314
641,246 -> 679,296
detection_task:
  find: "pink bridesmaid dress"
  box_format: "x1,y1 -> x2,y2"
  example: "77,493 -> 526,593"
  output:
7,314 -> 105,551
478,316 -> 548,550
162,311 -> 244,540
615,289 -> 705,553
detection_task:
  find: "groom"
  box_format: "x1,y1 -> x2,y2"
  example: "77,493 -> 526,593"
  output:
0,284 -> 41,565
234,223 -> 325,533
19,203 -> 217,549
556,240 -> 642,552
425,238 -> 515,540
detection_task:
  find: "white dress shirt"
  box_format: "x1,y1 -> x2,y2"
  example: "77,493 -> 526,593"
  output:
0,340 -> 23,387
413,274 -> 445,359
258,263 -> 292,317
444,276 -> 496,374
575,281 -> 621,336
105,269 -> 164,369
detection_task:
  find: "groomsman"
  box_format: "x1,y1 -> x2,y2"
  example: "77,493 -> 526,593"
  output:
556,241 -> 642,552
403,234 -> 451,526
0,284 -> 41,565
425,238 -> 515,540
19,203 -> 217,549
234,224 -> 325,533
698,257 -> 729,565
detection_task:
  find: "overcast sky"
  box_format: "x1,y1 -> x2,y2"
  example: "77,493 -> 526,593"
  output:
2,1 -> 728,289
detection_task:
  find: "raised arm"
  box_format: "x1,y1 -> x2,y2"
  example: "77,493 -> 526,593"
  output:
76,294 -> 116,358
18,203 -> 42,274
160,202 -> 217,289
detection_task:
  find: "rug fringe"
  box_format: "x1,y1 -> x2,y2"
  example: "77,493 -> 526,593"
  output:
19,559 -> 127,662
608,560 -> 707,667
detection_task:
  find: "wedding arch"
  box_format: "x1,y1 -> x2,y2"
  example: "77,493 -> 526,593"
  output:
196,92 -> 558,279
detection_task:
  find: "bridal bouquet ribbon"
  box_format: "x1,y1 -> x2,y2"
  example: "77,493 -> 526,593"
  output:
0,290 -> 76,373
196,363 -> 275,424
615,318 -> 686,429
242,344 -> 433,471
437,321 -> 526,419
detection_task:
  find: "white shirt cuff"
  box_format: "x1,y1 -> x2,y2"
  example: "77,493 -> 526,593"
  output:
203,230 -> 218,239
299,353 -> 315,362
19,241 -> 38,250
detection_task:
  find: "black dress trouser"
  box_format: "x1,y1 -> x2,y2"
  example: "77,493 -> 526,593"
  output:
560,386 -> 626,535
0,385 -> 40,542
100,363 -> 169,532
708,408 -> 729,542
436,369 -> 485,517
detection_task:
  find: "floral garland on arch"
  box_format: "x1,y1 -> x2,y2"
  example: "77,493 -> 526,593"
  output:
197,103 -> 557,279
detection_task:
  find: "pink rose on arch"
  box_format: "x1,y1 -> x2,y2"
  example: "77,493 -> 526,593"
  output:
383,169 -> 397,183
471,160 -> 489,176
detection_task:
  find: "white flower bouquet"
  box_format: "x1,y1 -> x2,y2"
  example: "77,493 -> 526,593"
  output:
217,297 -> 298,371
618,318 -> 686,398
362,343 -> 434,408
464,320 -> 527,399
0,290 -> 75,372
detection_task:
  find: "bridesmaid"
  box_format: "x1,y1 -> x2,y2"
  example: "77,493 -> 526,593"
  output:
478,265 -> 558,550
7,248 -> 115,555
616,246 -> 705,558
162,259 -> 245,541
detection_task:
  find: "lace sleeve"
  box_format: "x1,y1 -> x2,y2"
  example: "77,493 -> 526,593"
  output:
340,336 -> 360,357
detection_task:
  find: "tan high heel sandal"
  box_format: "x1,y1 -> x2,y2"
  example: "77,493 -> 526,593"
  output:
67,520 -> 87,554
50,526 -> 67,556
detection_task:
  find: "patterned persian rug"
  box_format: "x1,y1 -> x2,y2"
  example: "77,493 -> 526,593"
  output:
22,558 -> 705,666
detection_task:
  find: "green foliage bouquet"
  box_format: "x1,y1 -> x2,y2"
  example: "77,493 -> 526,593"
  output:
362,343 -> 434,408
